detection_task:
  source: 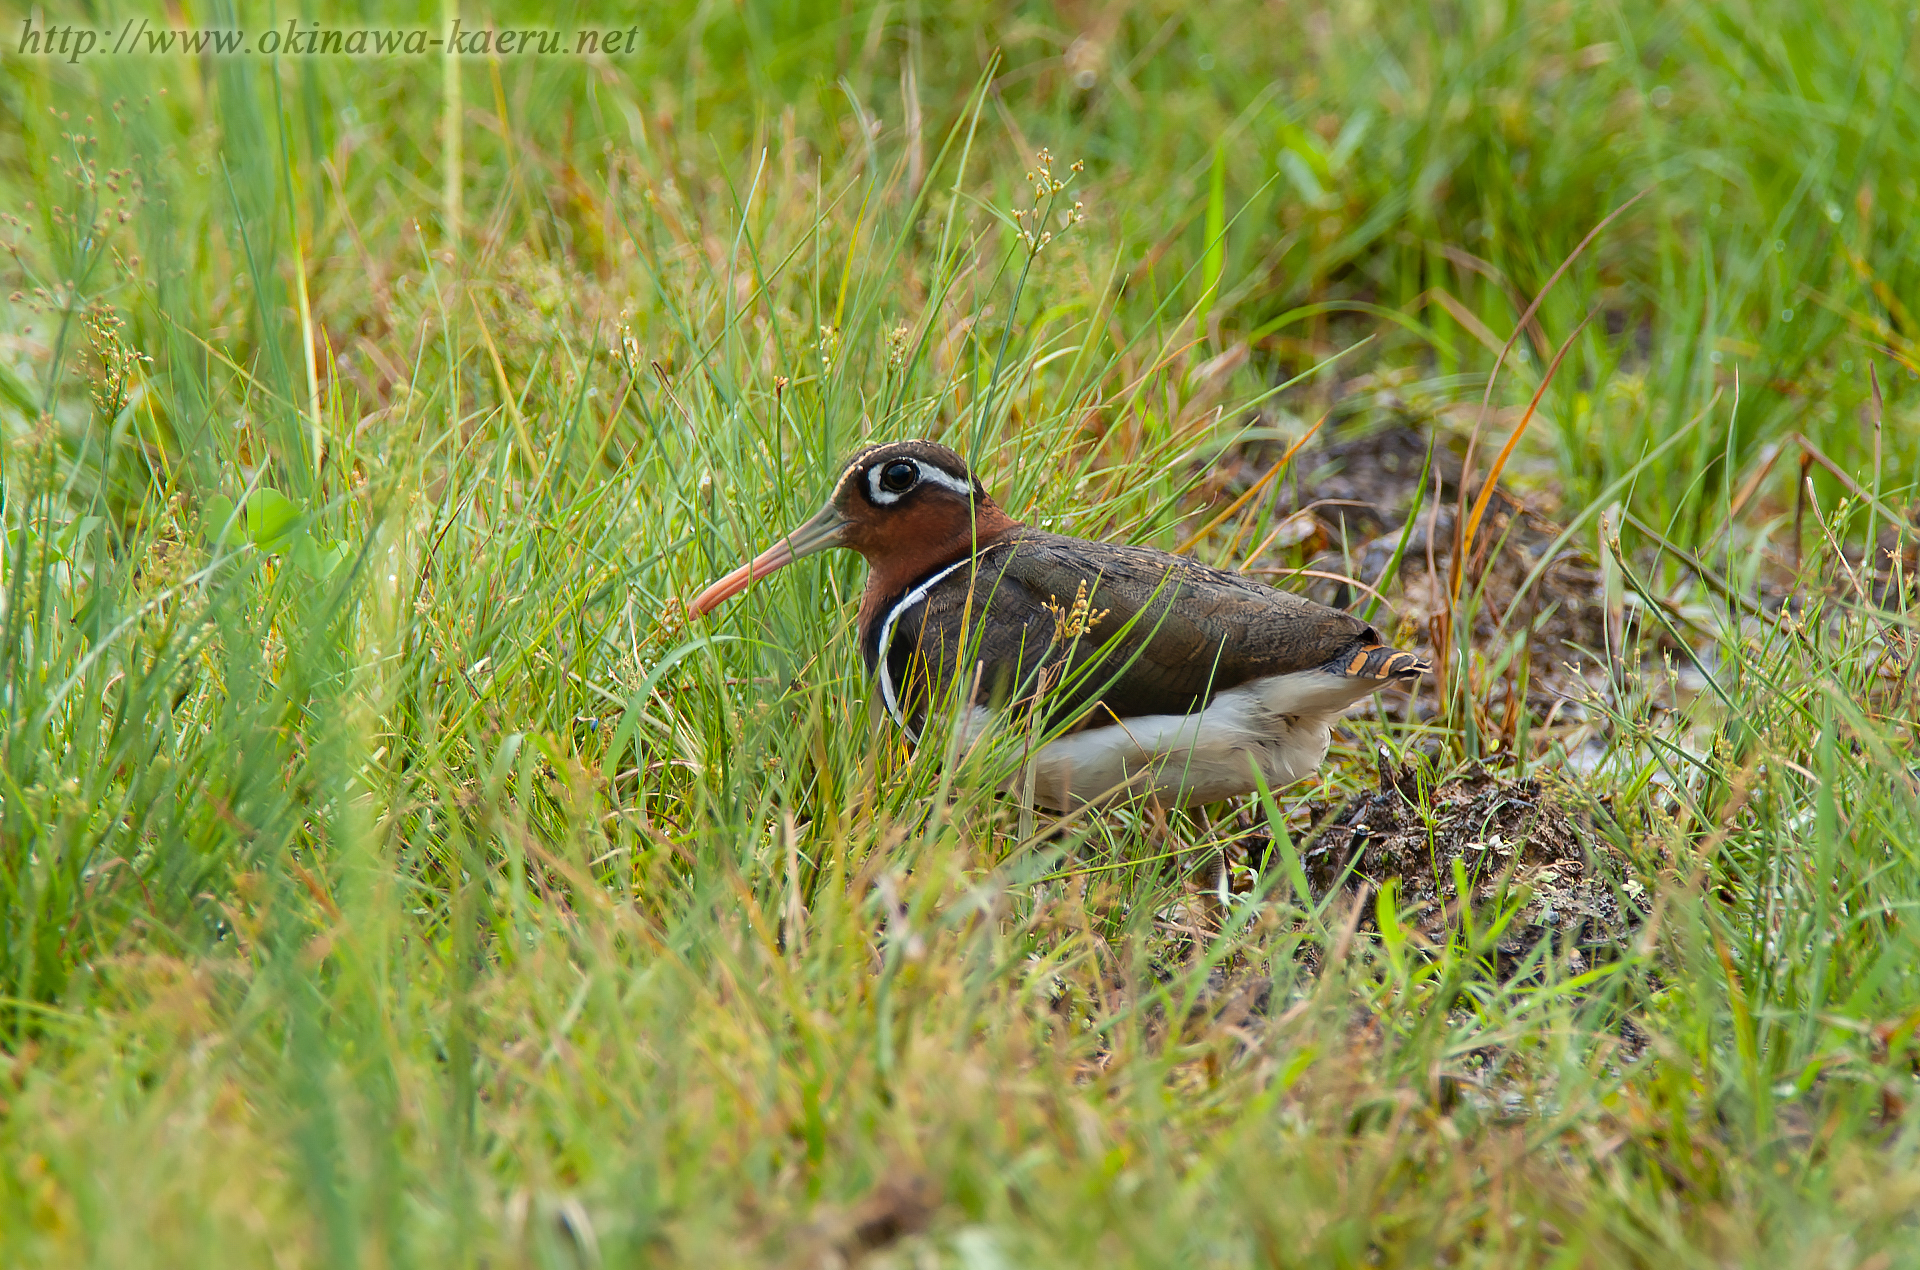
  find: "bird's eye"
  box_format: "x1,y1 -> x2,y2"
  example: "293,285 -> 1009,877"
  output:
879,460 -> 919,493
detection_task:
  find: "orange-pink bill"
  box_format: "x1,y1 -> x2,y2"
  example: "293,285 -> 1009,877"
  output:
688,506 -> 846,617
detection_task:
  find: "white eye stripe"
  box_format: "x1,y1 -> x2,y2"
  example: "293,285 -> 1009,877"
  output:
865,461 -> 976,505
921,468 -> 976,497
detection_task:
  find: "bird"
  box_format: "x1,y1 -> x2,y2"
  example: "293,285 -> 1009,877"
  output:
688,439 -> 1428,811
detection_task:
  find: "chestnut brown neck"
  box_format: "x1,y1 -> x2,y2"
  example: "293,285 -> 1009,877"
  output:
853,500 -> 1021,635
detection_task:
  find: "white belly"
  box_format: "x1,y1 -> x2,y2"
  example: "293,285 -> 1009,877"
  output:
1006,669 -> 1382,810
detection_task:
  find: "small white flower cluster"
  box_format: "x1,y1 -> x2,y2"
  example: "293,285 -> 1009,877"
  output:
611,311 -> 641,367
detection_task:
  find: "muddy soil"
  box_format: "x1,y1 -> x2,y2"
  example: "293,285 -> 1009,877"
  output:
1187,412 -> 1643,760
1183,414 -> 1648,967
1273,417 -> 1616,709
1295,764 -> 1644,978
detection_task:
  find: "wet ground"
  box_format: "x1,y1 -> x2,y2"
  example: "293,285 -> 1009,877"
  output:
1296,763 -> 1642,978
1174,410 -> 1662,968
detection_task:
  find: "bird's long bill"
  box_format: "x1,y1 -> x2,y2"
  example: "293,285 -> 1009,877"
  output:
687,506 -> 848,617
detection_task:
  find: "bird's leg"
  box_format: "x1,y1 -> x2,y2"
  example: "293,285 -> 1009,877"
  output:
1229,798 -> 1279,879
1228,800 -> 1261,877
1146,799 -> 1171,849
1144,802 -> 1215,924
1176,804 -> 1234,926
1194,804 -> 1231,906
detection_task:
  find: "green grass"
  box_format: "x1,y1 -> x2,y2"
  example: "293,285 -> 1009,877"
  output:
2,0 -> 1919,1264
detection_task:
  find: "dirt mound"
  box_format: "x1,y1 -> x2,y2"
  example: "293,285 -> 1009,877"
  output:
1299,765 -> 1642,977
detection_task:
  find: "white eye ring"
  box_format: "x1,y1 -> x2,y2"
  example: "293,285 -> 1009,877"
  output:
868,462 -> 911,504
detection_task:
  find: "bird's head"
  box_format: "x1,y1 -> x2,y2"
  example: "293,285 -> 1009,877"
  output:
688,440 -> 1021,616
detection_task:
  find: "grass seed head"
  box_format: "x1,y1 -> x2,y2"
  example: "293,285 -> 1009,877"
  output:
85,302 -> 149,419
1014,148 -> 1087,255
1042,580 -> 1110,644
884,322 -> 912,369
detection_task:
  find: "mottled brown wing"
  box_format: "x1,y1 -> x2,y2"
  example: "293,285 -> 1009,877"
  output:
879,528 -> 1374,732
1001,530 -> 1375,712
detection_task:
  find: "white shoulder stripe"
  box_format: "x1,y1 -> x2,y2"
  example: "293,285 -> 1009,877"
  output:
874,557 -> 971,741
